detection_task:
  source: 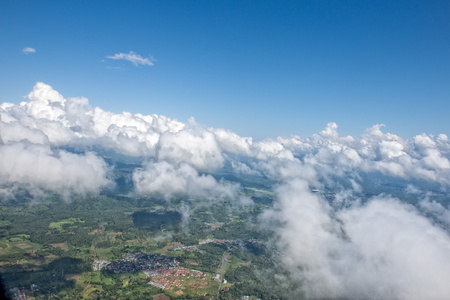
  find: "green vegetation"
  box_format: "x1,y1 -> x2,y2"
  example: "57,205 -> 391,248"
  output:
49,218 -> 85,230
1,162 -> 447,299
0,162 -> 297,299
132,211 -> 182,231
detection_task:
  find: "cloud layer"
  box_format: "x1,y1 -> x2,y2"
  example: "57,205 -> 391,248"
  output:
3,83 -> 450,189
1,83 -> 450,298
2,82 -> 450,201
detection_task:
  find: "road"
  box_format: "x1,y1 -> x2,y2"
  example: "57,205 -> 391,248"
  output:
216,251 -> 227,299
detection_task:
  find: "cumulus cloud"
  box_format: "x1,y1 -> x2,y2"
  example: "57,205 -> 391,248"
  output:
3,82 -> 450,202
0,82 -> 185,153
22,47 -> 36,54
106,51 -> 155,66
5,83 -> 450,188
339,197 -> 450,299
133,161 -> 238,199
0,142 -> 111,199
157,127 -> 225,172
231,161 -> 261,176
274,122 -> 450,186
419,198 -> 450,230
264,180 -> 450,299
1,82 -> 235,199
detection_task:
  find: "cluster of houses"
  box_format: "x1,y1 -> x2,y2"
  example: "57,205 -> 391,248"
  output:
92,259 -> 110,271
9,287 -> 29,300
145,267 -> 208,290
94,252 -> 179,273
8,284 -> 39,299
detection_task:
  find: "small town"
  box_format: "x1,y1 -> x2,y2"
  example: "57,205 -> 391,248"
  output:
146,267 -> 208,290
96,252 -> 179,273
93,253 -> 211,292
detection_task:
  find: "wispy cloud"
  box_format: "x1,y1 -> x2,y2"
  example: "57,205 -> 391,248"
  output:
106,51 -> 155,66
22,47 -> 36,54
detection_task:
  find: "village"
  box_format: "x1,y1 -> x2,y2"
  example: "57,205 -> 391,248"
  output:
93,252 -> 210,292
145,267 -> 208,290
101,252 -> 179,273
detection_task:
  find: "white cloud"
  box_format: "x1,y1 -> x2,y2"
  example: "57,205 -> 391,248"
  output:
212,128 -> 252,155
7,83 -> 450,187
133,161 -> 238,199
106,51 -> 155,66
263,180 -> 450,299
3,82 -> 450,201
338,196 -> 450,299
274,123 -> 450,185
419,198 -> 450,230
231,161 -> 261,176
158,128 -> 225,172
22,47 -> 36,54
0,142 -> 112,199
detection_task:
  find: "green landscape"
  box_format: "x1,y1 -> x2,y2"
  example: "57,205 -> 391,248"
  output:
2,156 -> 449,300
0,171 -> 298,299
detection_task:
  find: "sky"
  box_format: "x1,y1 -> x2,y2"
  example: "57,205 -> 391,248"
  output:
1,0 -> 449,139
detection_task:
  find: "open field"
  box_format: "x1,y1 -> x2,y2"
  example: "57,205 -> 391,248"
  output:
49,218 -> 85,230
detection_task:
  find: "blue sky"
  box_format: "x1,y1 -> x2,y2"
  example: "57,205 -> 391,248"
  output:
1,0 -> 449,139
